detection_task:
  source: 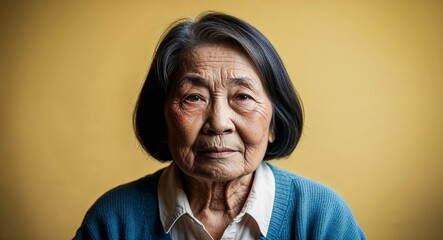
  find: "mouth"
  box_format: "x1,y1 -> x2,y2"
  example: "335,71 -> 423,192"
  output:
198,147 -> 238,159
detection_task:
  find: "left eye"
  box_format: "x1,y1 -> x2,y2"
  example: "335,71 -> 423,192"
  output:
235,94 -> 251,101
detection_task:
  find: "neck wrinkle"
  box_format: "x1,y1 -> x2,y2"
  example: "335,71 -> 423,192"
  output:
180,170 -> 254,218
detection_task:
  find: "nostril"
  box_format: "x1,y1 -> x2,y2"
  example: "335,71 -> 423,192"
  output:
223,128 -> 233,134
206,128 -> 218,135
203,125 -> 233,135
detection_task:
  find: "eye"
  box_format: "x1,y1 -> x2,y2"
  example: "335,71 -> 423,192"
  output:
184,94 -> 203,102
235,93 -> 252,101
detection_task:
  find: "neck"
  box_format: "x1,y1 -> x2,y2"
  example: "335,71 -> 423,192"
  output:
184,174 -> 253,214
179,170 -> 254,239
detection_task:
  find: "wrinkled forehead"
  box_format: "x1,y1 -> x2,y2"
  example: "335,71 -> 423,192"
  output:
172,43 -> 263,88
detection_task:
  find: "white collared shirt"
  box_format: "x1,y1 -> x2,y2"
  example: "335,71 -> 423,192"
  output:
158,162 -> 275,240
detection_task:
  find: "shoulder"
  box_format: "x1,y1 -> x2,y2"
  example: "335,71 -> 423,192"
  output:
89,168 -> 163,211
74,168 -> 168,240
267,164 -> 366,239
270,164 -> 340,198
269,163 -> 347,206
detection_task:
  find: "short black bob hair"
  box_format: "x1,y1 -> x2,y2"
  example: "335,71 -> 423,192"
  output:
134,12 -> 303,162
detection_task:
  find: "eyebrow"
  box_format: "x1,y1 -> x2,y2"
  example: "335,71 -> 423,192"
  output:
178,75 -> 256,89
178,75 -> 207,87
229,76 -> 255,89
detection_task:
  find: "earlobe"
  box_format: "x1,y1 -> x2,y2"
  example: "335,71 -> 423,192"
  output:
268,129 -> 275,143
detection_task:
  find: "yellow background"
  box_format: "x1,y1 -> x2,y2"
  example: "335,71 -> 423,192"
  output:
1,1 -> 442,239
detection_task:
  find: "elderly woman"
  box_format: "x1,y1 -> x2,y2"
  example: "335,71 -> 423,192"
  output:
75,12 -> 365,239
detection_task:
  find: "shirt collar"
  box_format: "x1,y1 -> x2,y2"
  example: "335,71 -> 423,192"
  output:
157,162 -> 275,237
242,162 -> 275,236
158,164 -> 193,233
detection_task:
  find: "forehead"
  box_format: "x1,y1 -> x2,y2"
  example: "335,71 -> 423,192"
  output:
169,43 -> 271,97
181,44 -> 258,73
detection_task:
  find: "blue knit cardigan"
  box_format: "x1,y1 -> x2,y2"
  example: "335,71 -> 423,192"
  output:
74,164 -> 365,239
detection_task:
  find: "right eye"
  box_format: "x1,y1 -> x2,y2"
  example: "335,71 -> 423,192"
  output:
184,94 -> 203,102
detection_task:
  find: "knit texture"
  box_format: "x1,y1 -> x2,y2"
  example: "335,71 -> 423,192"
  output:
74,164 -> 365,240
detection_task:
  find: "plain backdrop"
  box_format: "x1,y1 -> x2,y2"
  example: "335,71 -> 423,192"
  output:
1,1 -> 442,239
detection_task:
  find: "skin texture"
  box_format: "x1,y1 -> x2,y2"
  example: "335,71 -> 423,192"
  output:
164,44 -> 274,239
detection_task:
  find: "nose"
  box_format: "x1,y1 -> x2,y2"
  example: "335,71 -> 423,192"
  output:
203,99 -> 235,135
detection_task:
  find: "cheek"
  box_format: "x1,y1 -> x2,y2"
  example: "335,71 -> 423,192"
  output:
166,105 -> 200,145
241,107 -> 273,142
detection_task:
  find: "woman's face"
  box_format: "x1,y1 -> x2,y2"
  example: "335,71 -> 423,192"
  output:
165,44 -> 274,182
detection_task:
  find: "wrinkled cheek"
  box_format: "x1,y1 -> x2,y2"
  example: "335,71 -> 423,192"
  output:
244,124 -> 271,144
243,127 -> 271,162
167,109 -> 190,136
168,116 -> 197,153
169,136 -> 193,166
171,124 -> 194,146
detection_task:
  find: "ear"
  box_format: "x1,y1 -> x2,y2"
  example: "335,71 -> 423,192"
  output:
268,128 -> 275,143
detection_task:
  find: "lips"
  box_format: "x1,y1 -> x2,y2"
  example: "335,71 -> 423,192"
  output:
198,147 -> 238,159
